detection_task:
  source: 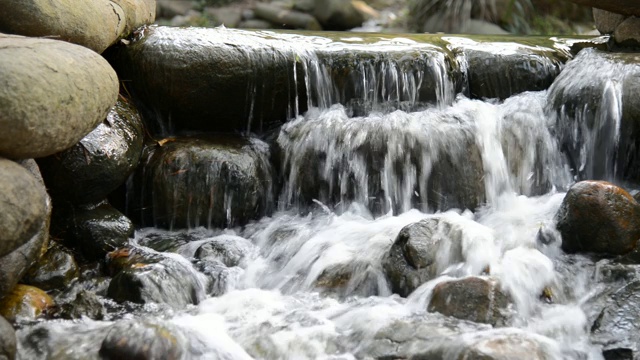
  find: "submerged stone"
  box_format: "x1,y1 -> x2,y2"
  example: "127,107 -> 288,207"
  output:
428,277 -> 512,327
38,98 -> 145,206
129,135 -> 273,229
49,290 -> 105,321
23,243 -> 79,291
99,320 -> 184,360
555,181 -> 640,255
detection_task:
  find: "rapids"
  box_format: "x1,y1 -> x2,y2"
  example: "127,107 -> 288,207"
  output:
16,30 -> 635,360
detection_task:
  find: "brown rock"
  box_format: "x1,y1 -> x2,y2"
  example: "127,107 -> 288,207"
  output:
565,0 -> 640,17
0,284 -> 54,323
614,16 -> 640,47
594,9 -> 627,34
555,181 -> 640,255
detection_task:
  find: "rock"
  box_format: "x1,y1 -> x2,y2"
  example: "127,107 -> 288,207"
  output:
38,98 -> 145,205
565,0 -> 640,17
0,285 -> 53,323
238,19 -> 275,29
0,0 -> 154,53
99,320 -> 184,360
107,247 -> 206,307
195,258 -> 244,296
428,277 -> 512,326
594,9 -> 626,34
106,26 -> 302,134
556,181 -> 640,255
157,0 -> 194,18
382,216 -> 494,297
0,159 -> 48,258
548,49 -> 640,181
0,35 -> 118,159
313,0 -> 364,30
194,236 -> 256,267
255,3 -> 322,30
129,135 -> 273,229
49,291 -> 105,320
456,45 -> 563,100
451,331 -> 552,360
293,0 -> 315,12
23,244 -> 79,291
204,6 -> 243,27
314,262 -> 385,297
614,16 -> 640,47
53,202 -> 134,261
0,316 -> 15,360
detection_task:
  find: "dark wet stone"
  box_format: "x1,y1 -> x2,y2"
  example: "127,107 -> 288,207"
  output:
314,262 -> 385,297
128,135 -> 273,230
555,181 -> 640,255
458,46 -> 563,100
99,320 -> 184,360
0,158 -> 48,258
0,316 -> 15,360
0,285 -> 53,323
195,258 -> 243,297
52,202 -> 134,261
312,0 -> 364,30
383,217 -> 464,297
49,290 -> 105,321
23,243 -> 79,291
548,49 -> 640,181
428,277 -> 512,327
107,247 -> 205,307
565,0 -> 640,17
38,98 -> 145,206
195,235 -> 255,267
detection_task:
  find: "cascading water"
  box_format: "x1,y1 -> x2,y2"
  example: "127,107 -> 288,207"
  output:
17,28 -> 638,360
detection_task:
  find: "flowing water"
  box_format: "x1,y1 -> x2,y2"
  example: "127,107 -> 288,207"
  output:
16,32 -> 634,359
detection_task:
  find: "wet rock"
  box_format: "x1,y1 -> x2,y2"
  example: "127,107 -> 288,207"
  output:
548,49 -> 640,181
0,285 -> 53,323
614,16 -> 640,48
23,244 -> 79,291
555,181 -> 640,255
383,216 -> 493,297
0,0 -> 154,53
255,3 -> 322,30
49,291 -> 105,321
0,316 -> 15,360
53,202 -> 134,261
99,320 -> 184,360
0,158 -> 48,258
313,0 -> 364,30
314,262 -> 385,297
594,9 -> 626,34
447,331 -> 552,360
565,0 -> 640,17
107,247 -> 206,307
195,236 -> 256,267
129,135 -> 273,229
38,99 -> 145,206
0,34 -> 118,159
457,45 -> 564,100
107,26 -> 302,134
428,277 -> 512,327
195,258 -> 243,296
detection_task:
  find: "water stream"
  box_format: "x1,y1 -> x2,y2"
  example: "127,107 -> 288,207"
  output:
16,31 -> 635,359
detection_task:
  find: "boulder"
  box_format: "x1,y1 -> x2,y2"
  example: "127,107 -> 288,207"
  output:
23,244 -> 79,291
53,202 -> 134,261
0,316 -> 15,360
157,0 -> 194,19
594,9 -> 626,34
38,98 -> 145,205
49,290 -> 105,321
614,16 -> 640,47
0,35 -> 118,159
0,0 -> 155,53
129,135 -> 273,229
555,181 -> 640,255
255,3 -> 322,30
313,262 -> 385,297
565,0 -> 640,17
0,159 -> 48,258
0,285 -> 53,323
107,247 -> 206,307
204,6 -> 243,28
427,277 -> 512,326
382,216 -> 494,296
195,236 -> 256,267
99,320 -> 184,360
313,0 -> 364,30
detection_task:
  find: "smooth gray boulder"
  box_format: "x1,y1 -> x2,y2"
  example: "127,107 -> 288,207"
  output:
0,159 -> 48,258
565,0 -> 640,17
0,0 -> 155,53
0,34 -> 119,159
